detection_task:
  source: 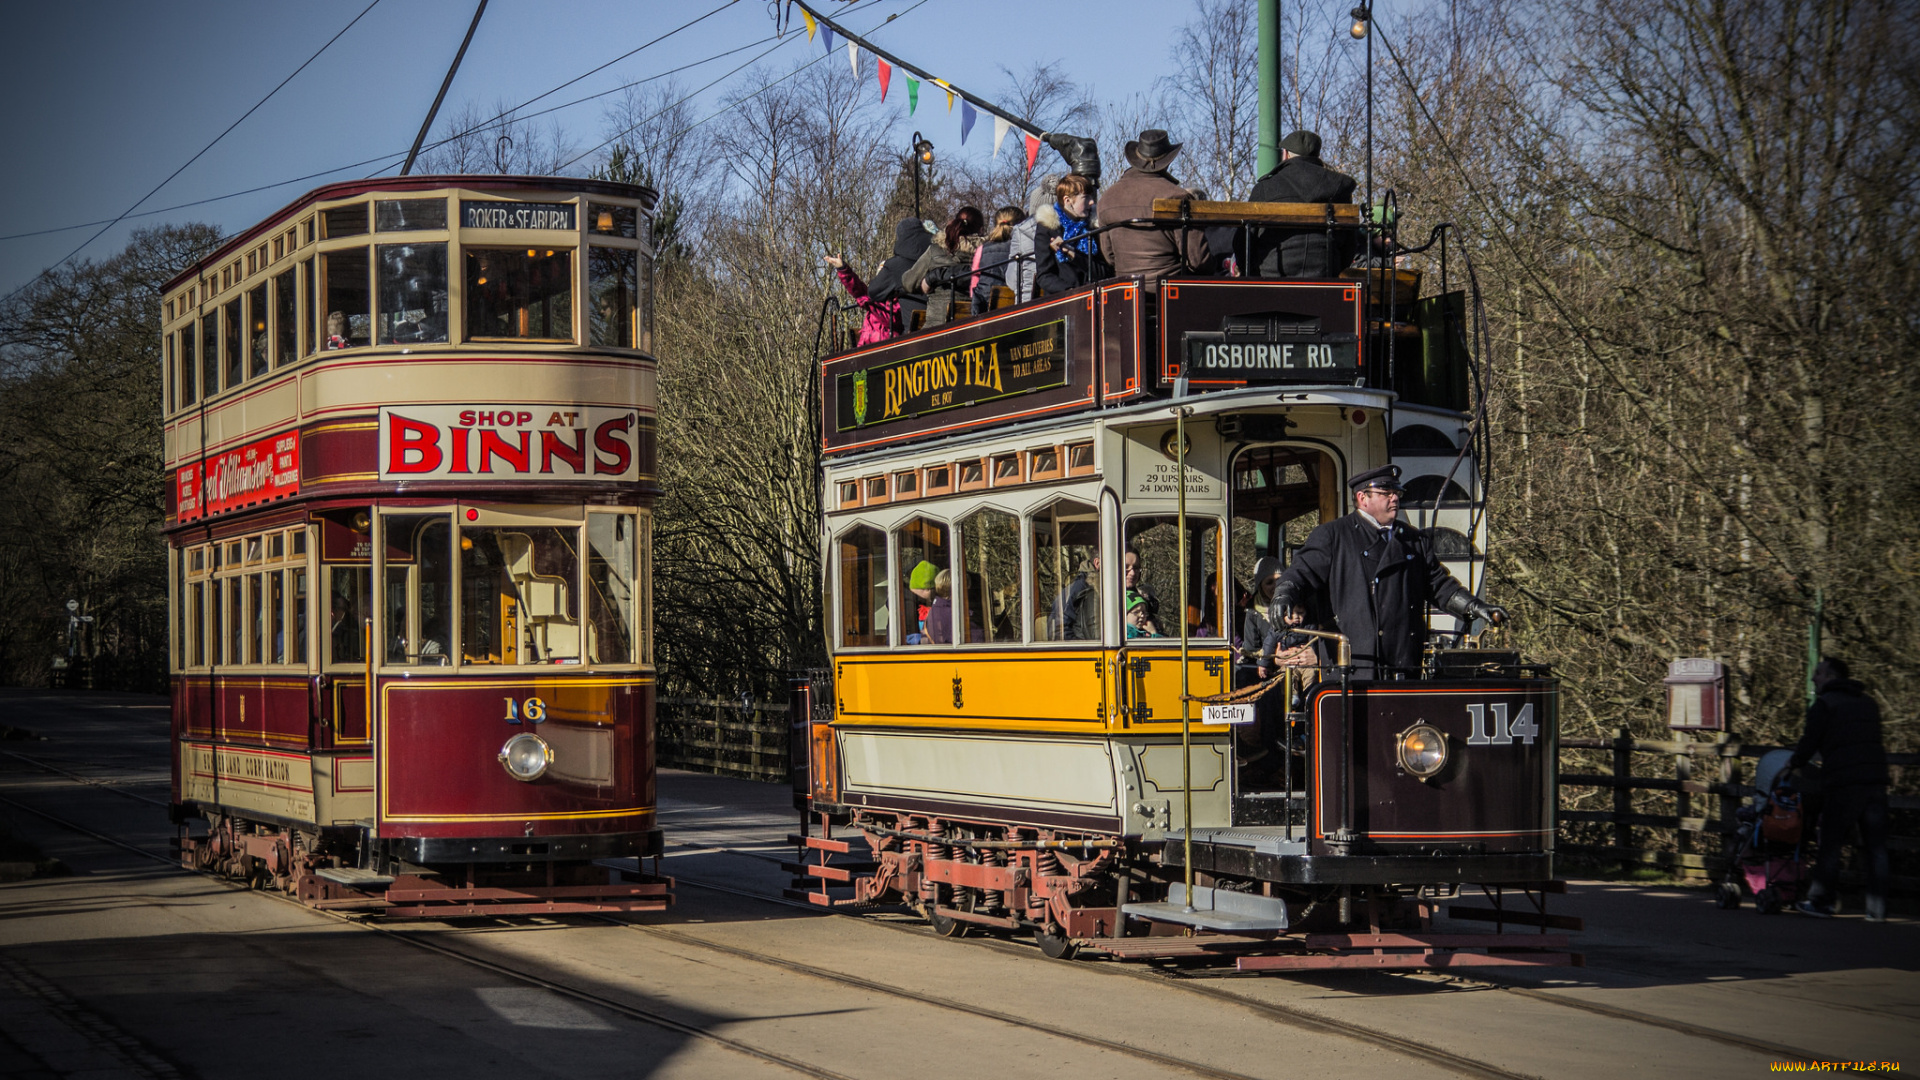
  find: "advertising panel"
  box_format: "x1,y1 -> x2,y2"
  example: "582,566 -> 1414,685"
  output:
175,430 -> 300,524
377,405 -> 642,482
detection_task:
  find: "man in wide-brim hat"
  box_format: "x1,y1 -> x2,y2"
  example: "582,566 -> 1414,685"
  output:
1096,128 -> 1211,284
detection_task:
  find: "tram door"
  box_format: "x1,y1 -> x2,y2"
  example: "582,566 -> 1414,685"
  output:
1229,445 -> 1341,660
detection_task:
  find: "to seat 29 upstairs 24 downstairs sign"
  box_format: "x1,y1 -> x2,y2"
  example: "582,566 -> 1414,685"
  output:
377,405 -> 642,482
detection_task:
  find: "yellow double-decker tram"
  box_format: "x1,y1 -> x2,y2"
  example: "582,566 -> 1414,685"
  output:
162,176 -> 670,916
792,202 -> 1567,970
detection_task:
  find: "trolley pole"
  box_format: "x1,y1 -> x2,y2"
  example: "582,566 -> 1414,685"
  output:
1257,0 -> 1282,176
1175,406 -> 1195,911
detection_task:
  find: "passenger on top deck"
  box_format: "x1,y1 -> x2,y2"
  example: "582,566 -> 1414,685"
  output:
1248,130 -> 1359,279
823,254 -> 900,348
905,206 -> 986,330
1035,174 -> 1110,296
866,218 -> 937,335
1097,129 -> 1211,284
970,206 -> 1027,311
1008,174 -> 1060,303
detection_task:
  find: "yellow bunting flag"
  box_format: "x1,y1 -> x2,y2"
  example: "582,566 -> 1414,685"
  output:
802,9 -> 816,39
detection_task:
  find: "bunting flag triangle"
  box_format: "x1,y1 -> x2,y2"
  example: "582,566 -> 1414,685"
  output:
1024,132 -> 1041,172
821,25 -> 835,52
992,115 -> 1011,157
848,41 -> 859,74
802,9 -> 816,39
906,76 -> 919,114
960,101 -> 976,144
945,88 -> 955,112
877,59 -> 891,101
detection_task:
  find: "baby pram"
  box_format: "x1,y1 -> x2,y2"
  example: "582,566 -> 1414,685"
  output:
1716,748 -> 1815,914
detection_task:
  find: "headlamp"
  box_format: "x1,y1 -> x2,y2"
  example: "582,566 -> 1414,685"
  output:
499,732 -> 552,782
1397,723 -> 1448,779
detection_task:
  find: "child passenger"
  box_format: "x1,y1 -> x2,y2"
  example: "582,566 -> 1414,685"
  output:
970,206 -> 1026,310
823,253 -> 901,348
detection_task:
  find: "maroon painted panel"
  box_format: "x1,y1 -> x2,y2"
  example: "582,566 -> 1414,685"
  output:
212,677 -> 311,750
1311,680 -> 1556,855
377,676 -> 654,838
1158,279 -> 1365,388
1098,280 -> 1147,402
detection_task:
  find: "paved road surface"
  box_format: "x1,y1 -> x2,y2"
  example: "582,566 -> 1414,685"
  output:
1,689 -> 1914,1078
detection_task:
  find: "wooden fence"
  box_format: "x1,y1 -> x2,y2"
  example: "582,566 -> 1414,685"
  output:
656,696 -> 789,783
1558,730 -> 1918,890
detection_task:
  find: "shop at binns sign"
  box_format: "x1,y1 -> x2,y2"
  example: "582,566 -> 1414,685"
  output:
175,431 -> 299,523
378,405 -> 642,482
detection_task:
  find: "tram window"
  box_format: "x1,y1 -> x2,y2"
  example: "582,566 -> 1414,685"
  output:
376,243 -> 448,344
246,284 -> 268,377
466,247 -> 574,341
247,574 -> 265,664
267,533 -> 283,560
1032,500 -> 1100,642
893,516 -> 951,646
1230,447 -> 1335,632
201,312 -> 219,394
638,251 -> 654,353
322,204 -> 368,238
957,509 -> 1021,644
385,514 -> 453,666
303,257 -> 317,356
585,513 -> 637,664
837,525 -> 889,647
321,249 -> 371,349
328,567 -> 369,666
178,326 -> 196,405
227,575 -> 244,665
220,299 -> 240,386
209,580 -> 224,664
459,524 -> 582,665
1125,515 -> 1224,639
273,269 -> 297,366
191,582 -> 206,666
375,198 -> 446,232
245,537 -> 261,562
268,570 -> 286,664
292,568 -> 308,665
165,335 -> 175,413
588,247 -> 636,348
291,529 -> 306,556
589,203 -> 637,238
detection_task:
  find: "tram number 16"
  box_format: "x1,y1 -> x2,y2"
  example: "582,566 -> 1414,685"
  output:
504,697 -> 547,724
1465,702 -> 1539,746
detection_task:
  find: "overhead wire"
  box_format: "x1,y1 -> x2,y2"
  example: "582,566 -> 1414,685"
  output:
0,0 -> 385,305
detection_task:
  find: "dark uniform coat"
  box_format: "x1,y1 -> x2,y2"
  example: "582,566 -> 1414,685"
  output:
1248,156 -> 1358,278
1279,511 -> 1469,677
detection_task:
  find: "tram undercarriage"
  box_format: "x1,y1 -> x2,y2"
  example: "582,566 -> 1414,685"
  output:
178,812 -> 671,918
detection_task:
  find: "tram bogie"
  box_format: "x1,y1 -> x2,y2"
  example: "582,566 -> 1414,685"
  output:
799,201 -> 1569,968
162,177 -> 669,917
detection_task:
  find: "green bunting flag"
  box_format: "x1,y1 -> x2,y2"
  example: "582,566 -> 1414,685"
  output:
906,76 -> 919,115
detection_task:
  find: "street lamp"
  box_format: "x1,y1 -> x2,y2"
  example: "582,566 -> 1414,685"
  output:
911,132 -> 935,219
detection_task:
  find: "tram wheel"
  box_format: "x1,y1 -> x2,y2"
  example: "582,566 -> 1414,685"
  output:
1035,923 -> 1078,961
930,908 -> 971,938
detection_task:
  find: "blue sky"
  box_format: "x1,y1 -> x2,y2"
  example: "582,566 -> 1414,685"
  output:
0,0 -> 1220,298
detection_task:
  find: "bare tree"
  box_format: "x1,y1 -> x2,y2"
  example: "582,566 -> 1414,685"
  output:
416,99 -> 579,175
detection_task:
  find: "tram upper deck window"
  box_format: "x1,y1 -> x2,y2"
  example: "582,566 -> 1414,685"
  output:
460,524 -> 582,665
1126,514 -> 1224,639
1033,500 -> 1101,642
588,247 -> 636,349
223,299 -> 242,387
375,198 -> 447,232
838,525 -> 888,647
384,514 -> 452,666
201,312 -> 219,395
321,203 -> 368,238
894,516 -> 951,646
272,269 -> 296,366
589,203 -> 637,238
178,324 -> 196,405
958,508 -> 1021,643
245,284 -> 268,378
321,249 -> 371,349
467,248 -> 574,341
377,243 -> 448,344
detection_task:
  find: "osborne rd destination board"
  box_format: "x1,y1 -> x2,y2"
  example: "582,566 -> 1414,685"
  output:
835,319 -> 1067,432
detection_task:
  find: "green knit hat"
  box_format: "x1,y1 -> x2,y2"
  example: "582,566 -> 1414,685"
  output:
909,561 -> 939,590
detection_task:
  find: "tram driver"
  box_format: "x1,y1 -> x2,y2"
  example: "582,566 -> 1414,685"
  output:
1273,465 -> 1506,678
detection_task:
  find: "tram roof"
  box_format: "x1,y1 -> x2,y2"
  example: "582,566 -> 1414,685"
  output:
163,173 -> 657,294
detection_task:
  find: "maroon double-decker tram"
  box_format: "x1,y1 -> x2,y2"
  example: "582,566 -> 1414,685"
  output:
162,176 -> 668,916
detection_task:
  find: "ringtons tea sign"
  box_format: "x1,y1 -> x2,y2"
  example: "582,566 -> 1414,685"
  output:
377,405 -> 641,482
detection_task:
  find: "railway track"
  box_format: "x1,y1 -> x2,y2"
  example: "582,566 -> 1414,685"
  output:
0,744 -> 1846,1074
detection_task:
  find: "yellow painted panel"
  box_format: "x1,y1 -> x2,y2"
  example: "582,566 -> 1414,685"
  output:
1121,646 -> 1235,732
836,651 -> 1107,730
181,741 -> 317,823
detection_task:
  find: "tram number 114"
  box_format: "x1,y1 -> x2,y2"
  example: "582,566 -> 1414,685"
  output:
1465,702 -> 1539,746
504,697 -> 547,724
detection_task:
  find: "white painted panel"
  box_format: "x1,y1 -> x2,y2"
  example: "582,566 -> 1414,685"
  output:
839,730 -> 1116,814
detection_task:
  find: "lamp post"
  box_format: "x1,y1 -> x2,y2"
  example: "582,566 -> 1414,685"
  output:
910,132 -> 935,219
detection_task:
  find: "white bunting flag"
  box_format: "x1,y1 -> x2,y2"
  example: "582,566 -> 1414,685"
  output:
848,41 -> 859,74
993,115 -> 1012,157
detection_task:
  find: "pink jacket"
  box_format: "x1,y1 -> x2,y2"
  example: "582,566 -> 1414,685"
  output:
835,267 -> 899,348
